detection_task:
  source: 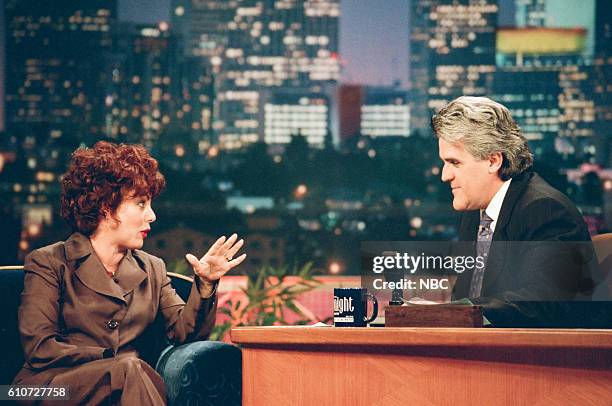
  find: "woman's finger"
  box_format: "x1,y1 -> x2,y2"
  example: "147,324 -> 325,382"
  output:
227,253 -> 247,269
220,233 -> 238,253
224,239 -> 244,260
207,235 -> 227,256
185,253 -> 203,272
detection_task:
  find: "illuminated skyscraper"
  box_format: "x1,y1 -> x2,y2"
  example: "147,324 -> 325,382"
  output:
408,0 -> 435,133
426,0 -> 498,112
595,0 -> 611,56
338,85 -> 363,144
514,0 -> 596,57
492,66 -> 561,156
107,22 -> 216,159
493,0 -> 607,164
4,0 -> 117,175
104,21 -> 217,168
264,91 -> 329,147
493,27 -> 586,156
0,3 -> 5,132
171,0 -> 234,62
337,84 -> 410,143
514,0 -> 547,27
172,0 -> 340,150
106,23 -> 180,146
409,0 -> 498,131
360,87 -> 410,138
594,0 -> 611,166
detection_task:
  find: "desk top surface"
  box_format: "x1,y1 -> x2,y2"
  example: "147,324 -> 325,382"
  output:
231,326 -> 612,349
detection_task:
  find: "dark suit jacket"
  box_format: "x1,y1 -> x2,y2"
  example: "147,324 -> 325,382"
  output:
453,171 -> 609,327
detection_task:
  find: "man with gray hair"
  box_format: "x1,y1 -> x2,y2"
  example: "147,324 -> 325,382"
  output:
432,96 -> 606,327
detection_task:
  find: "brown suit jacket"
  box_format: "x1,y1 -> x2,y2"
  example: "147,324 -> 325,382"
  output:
14,232 -> 217,382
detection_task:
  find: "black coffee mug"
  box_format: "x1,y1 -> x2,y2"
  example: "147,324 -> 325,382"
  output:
333,288 -> 378,327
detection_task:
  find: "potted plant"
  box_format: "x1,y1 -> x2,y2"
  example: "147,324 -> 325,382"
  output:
211,263 -> 325,341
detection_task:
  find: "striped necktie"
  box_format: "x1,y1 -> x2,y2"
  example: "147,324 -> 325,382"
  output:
469,211 -> 494,299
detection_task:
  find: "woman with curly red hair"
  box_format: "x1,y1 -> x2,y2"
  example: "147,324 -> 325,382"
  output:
13,141 -> 246,404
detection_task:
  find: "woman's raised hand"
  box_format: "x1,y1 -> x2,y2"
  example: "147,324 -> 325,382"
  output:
185,234 -> 246,284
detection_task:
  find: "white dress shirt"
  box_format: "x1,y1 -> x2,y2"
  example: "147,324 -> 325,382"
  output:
483,178 -> 512,233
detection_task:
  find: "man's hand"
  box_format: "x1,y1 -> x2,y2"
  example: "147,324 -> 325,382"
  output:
185,234 -> 246,284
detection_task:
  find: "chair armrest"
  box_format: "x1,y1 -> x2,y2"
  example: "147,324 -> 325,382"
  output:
156,341 -> 242,406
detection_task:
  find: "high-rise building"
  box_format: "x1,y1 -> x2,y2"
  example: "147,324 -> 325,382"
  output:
595,0 -> 611,56
360,87 -> 410,138
426,0 -> 498,112
263,91 -> 329,148
175,55 -> 216,153
594,0 -> 611,166
493,27 -> 586,157
171,0 -> 234,62
409,0 -> 498,132
514,0 -> 547,27
172,0 -> 340,150
0,2 -> 5,132
493,1 -> 606,164
338,84 -> 410,143
106,23 -> 179,146
408,0 -> 434,133
338,84 -> 363,144
4,0 -> 117,176
496,27 -> 588,67
514,0 -> 595,57
492,67 -> 560,156
105,22 -> 216,163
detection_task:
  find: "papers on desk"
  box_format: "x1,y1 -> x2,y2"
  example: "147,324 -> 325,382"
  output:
402,297 -> 476,306
403,297 -> 440,305
310,321 -> 333,327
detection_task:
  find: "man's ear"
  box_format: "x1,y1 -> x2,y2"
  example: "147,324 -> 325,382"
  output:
488,152 -> 503,174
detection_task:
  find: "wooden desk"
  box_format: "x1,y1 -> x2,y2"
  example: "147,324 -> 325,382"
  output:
231,327 -> 612,406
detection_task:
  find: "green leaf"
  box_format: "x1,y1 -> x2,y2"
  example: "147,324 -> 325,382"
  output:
262,313 -> 277,326
284,300 -> 305,317
216,262 -> 322,328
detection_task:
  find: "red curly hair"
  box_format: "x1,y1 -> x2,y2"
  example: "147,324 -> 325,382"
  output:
60,141 -> 166,235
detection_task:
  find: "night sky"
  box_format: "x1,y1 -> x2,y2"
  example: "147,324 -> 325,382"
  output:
339,0 -> 409,86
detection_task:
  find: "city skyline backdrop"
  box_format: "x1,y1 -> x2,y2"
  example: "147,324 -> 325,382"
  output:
0,0 -> 596,132
1,0 -> 609,271
118,0 -> 518,87
119,0 -> 411,87
0,0 -> 520,123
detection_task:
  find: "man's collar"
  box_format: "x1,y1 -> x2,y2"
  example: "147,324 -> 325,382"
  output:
495,171 -> 535,232
484,178 -> 512,222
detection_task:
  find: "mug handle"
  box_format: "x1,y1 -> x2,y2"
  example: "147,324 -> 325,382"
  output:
364,293 -> 378,324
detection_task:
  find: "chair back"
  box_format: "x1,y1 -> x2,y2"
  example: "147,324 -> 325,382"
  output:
592,233 -> 612,296
0,267 -> 25,384
166,272 -> 193,301
592,233 -> 612,264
